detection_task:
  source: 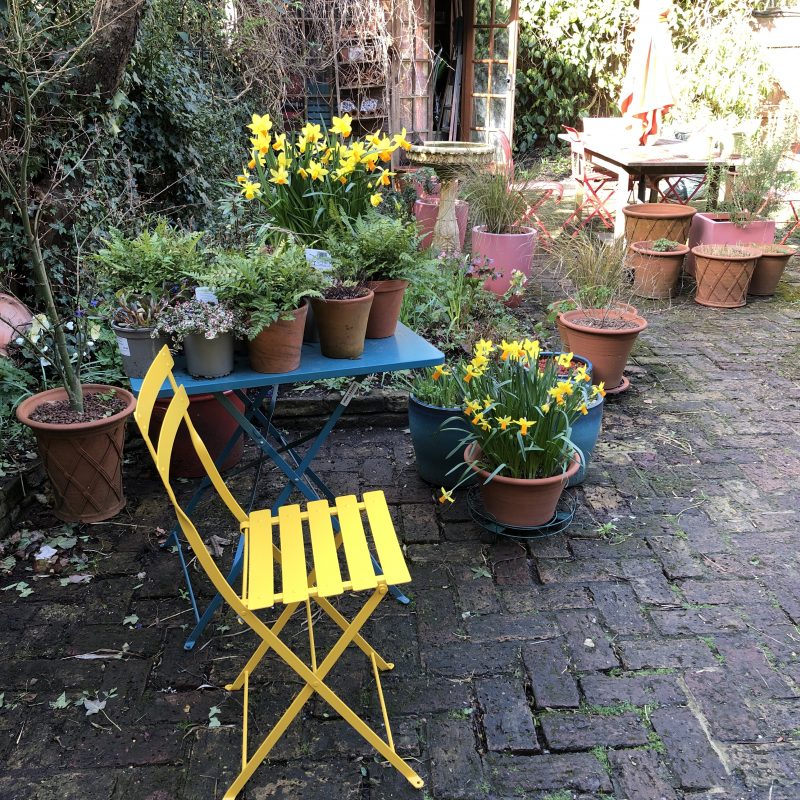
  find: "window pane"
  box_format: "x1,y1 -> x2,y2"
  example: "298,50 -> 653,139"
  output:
401,99 -> 413,130
489,96 -> 507,130
472,96 -> 487,128
475,0 -> 491,25
493,28 -> 509,60
494,0 -> 511,24
474,28 -> 490,59
491,62 -> 508,94
474,63 -> 489,95
471,129 -> 486,143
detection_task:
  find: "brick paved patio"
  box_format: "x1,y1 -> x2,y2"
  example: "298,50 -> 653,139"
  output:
2,266 -> 800,800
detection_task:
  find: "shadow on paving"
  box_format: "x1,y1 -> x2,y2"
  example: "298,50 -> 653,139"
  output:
2,262 -> 800,800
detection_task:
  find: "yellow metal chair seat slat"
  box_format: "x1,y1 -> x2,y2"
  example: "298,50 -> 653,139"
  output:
133,346 -> 424,798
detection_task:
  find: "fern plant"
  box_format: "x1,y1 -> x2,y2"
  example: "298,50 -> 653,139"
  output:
197,243 -> 323,339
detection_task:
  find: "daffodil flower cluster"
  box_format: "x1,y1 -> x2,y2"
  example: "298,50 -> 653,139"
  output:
438,338 -> 602,502
235,113 -> 412,246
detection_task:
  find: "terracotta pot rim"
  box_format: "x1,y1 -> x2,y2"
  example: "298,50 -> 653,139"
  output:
691,245 -> 762,260
757,247 -> 796,258
560,309 -> 648,335
630,241 -> 690,256
471,224 -> 537,238
367,279 -> 410,292
464,442 -> 580,485
17,384 -> 136,433
622,203 -> 697,220
312,289 -> 375,305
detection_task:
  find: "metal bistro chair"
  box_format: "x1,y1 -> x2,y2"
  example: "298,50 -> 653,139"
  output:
133,347 -> 424,799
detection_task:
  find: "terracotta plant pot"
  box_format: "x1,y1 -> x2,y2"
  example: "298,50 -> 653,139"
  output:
550,301 -> 638,351
16,384 -> 136,523
692,245 -> 761,308
686,213 -> 775,274
559,309 -> 648,390
112,324 -> 170,379
248,300 -> 308,373
183,333 -> 234,378
623,203 -> 696,253
414,198 -> 469,250
151,391 -> 244,478
749,245 -> 796,296
311,290 -> 374,359
0,293 -> 33,356
465,443 -> 580,527
629,241 -> 690,299
366,279 -> 409,339
471,225 -> 538,296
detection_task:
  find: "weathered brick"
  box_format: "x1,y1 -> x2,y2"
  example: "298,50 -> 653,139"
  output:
650,606 -> 747,636
609,748 -> 679,800
617,637 -> 718,670
647,535 -> 706,579
590,582 -> 652,634
557,610 -> 619,670
683,668 -> 763,741
428,715 -> 485,800
580,673 -> 686,707
464,612 -> 559,643
540,710 -> 649,750
399,503 -> 441,543
485,752 -> 613,795
421,640 -> 520,677
523,639 -> 580,709
475,676 -> 539,753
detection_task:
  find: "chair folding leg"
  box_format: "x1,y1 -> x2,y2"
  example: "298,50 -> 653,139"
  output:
224,584 -> 424,799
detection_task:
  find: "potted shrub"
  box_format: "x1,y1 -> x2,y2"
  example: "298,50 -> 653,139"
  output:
687,114 -> 797,273
196,243 -> 323,373
748,242 -> 796,297
92,222 -> 201,378
691,244 -> 762,308
462,166 -> 538,297
326,212 -> 432,339
552,234 -> 647,393
629,238 -> 690,299
152,300 -> 244,379
440,339 -> 600,527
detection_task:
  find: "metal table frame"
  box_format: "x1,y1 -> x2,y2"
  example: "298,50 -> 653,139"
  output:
129,324 -> 444,649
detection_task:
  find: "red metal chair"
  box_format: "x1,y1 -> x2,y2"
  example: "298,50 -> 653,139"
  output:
649,173 -> 707,205
780,196 -> 800,244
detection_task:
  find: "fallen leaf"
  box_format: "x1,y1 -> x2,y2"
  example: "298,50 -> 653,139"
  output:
84,698 -> 106,716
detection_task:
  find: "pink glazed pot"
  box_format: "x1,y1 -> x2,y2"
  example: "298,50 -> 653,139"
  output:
471,225 -> 538,296
685,213 -> 776,275
414,198 -> 469,251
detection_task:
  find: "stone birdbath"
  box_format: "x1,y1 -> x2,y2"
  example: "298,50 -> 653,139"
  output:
407,141 -> 494,253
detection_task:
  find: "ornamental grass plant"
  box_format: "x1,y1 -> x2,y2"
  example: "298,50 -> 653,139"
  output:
235,113 -> 412,245
439,339 -> 606,502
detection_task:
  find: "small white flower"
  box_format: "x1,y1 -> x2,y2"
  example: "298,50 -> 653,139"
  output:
15,337 -> 24,345
65,321 -> 74,331
42,345 -> 49,352
87,340 -> 95,347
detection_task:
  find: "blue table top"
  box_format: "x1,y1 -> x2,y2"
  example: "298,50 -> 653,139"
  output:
129,323 -> 444,398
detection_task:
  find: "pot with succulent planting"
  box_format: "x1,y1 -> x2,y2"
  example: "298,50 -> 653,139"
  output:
629,238 -> 690,299
440,338 -> 606,527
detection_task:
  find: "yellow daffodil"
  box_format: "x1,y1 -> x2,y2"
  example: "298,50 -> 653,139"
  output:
308,161 -> 329,181
297,167 -> 309,179
269,166 -> 289,185
540,403 -> 551,414
438,487 -> 455,504
556,351 -> 574,369
363,154 -> 379,172
523,338 -> 541,361
579,402 -> 589,415
379,169 -> 395,187
277,151 -> 291,169
248,152 -> 265,170
272,133 -> 287,151
392,127 -> 413,151
432,365 -> 451,381
366,132 -> 382,147
330,114 -> 353,137
370,193 -> 383,207
377,137 -> 394,162
250,134 -> 271,154
482,394 -> 494,409
464,364 -> 484,383
496,415 -> 512,430
240,180 -> 261,200
471,412 -> 485,426
515,417 -> 534,436
247,113 -> 272,138
474,338 -> 495,356
470,354 -> 488,369
348,141 -> 366,161
236,171 -> 250,185
592,382 -> 607,398
574,365 -> 589,383
465,399 -> 482,416
296,135 -> 309,154
500,339 -> 524,361
480,419 -> 492,431
301,122 -> 322,143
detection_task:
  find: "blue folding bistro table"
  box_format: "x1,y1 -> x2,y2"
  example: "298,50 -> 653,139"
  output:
129,323 -> 444,649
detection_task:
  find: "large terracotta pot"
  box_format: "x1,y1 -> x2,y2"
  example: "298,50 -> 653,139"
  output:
623,203 -> 696,253
692,245 -> 761,308
471,225 -> 538,296
414,199 -> 469,251
629,241 -> 690,299
16,384 -> 136,523
559,309 -> 648,390
366,279 -> 409,339
749,246 -> 795,296
248,300 -> 308,373
311,290 -> 374,359
686,213 -> 775,274
465,443 -> 580,527
550,301 -> 638,350
151,391 -> 244,478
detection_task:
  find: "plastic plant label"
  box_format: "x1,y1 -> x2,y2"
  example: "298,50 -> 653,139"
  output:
195,286 -> 219,304
341,382 -> 360,407
116,336 -> 131,357
305,248 -> 332,272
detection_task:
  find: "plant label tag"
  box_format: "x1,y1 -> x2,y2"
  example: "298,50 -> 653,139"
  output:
341,382 -> 359,407
195,286 -> 219,304
116,336 -> 131,357
305,249 -> 332,272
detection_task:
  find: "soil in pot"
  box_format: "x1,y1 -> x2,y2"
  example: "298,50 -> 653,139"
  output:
691,245 -> 760,308
366,279 -> 409,339
16,385 -> 136,523
112,324 -> 170,379
629,241 -> 689,299
311,288 -> 374,359
623,203 -> 696,252
749,246 -> 795,296
248,300 -> 308,373
560,309 -> 647,390
466,443 -> 580,527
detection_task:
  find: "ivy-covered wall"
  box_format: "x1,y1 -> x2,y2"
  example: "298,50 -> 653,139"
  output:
514,0 -> 777,153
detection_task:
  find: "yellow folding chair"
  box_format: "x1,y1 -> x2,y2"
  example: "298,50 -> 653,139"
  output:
134,347 -> 424,798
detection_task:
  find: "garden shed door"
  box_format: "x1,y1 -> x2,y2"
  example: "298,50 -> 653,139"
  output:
462,0 -> 519,147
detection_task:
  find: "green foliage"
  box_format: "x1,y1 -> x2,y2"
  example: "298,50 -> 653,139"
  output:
198,244 -> 323,338
462,168 -> 531,234
651,238 -> 681,252
406,364 -> 466,408
326,213 -> 428,282
0,359 -> 35,471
